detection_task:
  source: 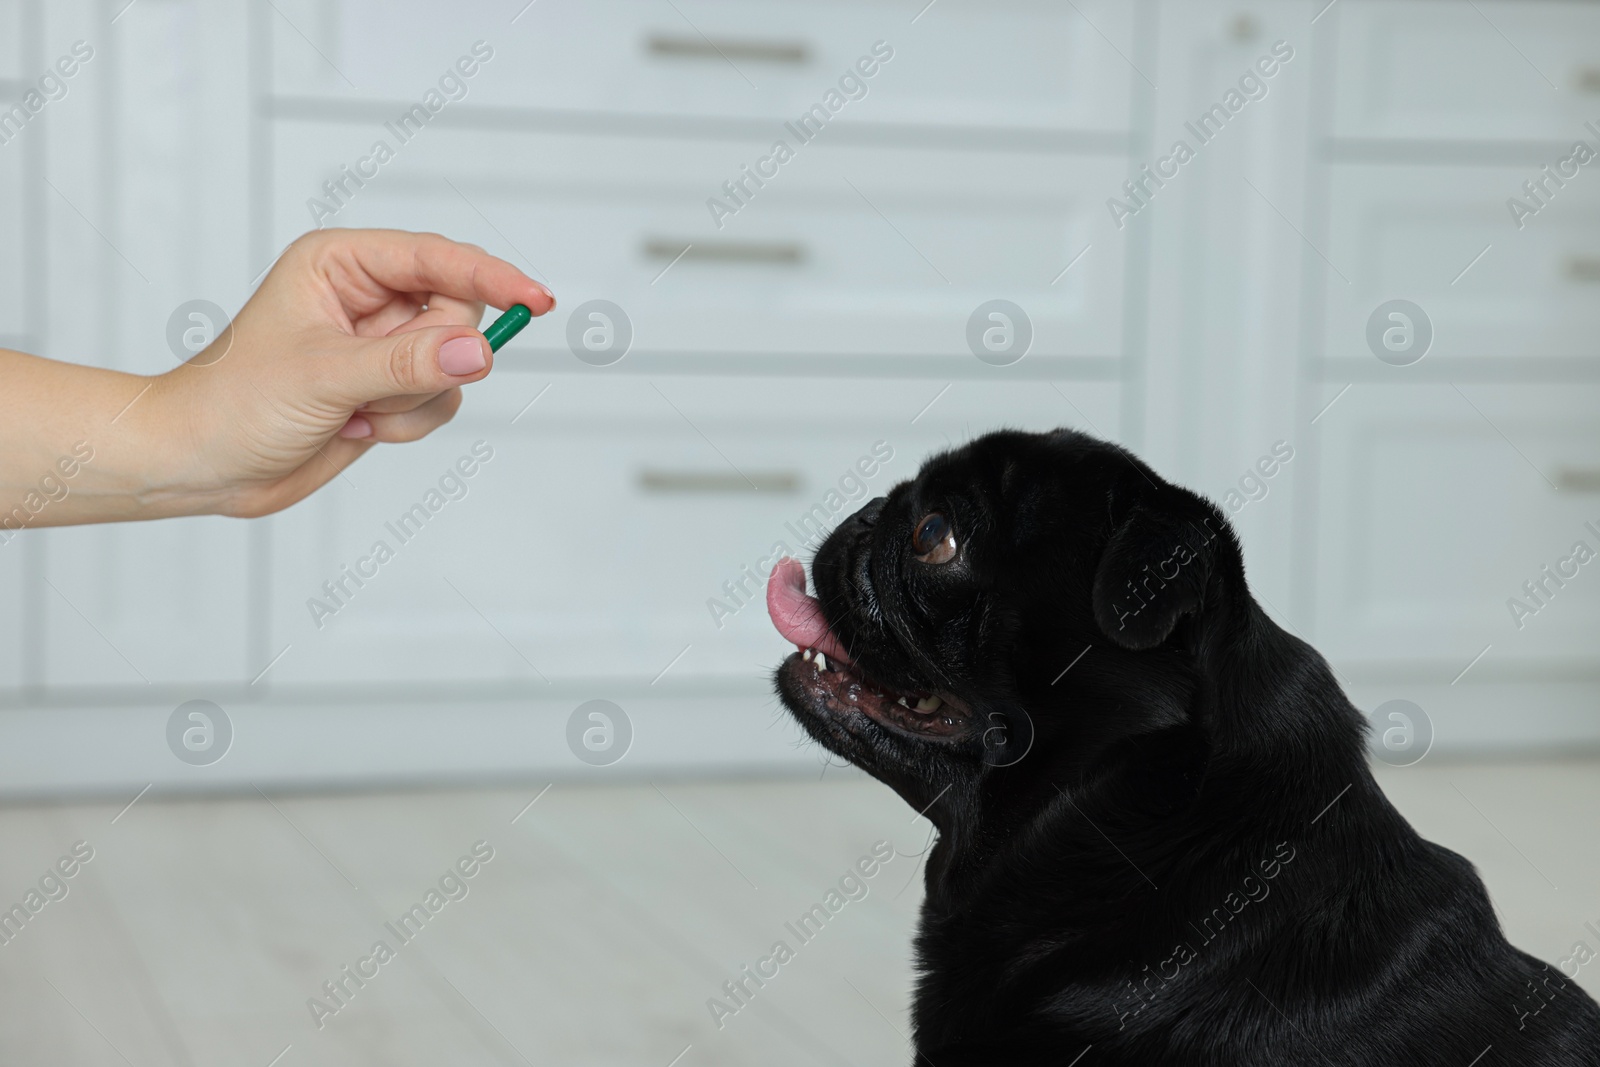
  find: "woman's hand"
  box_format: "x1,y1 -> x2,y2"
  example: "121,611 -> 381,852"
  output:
0,228 -> 553,531
154,228 -> 554,518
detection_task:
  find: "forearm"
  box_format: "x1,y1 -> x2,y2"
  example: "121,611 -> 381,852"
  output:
0,349 -> 218,530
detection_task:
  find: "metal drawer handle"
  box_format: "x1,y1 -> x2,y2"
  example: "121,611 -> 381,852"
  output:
639,469 -> 802,494
1553,466 -> 1600,493
643,239 -> 805,266
1565,256 -> 1600,282
646,34 -> 808,64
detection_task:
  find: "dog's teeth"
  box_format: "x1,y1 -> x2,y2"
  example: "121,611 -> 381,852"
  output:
815,652 -> 827,672
915,696 -> 943,713
802,648 -> 813,661
897,697 -> 911,708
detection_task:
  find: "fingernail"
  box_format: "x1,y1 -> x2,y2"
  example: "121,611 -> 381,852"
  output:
339,415 -> 373,439
537,284 -> 556,308
439,335 -> 487,376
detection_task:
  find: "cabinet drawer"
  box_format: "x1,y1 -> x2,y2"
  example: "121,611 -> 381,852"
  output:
1310,383 -> 1600,668
37,519 -> 253,688
273,123 -> 1124,359
1331,1 -> 1600,142
266,376 -> 1121,685
1321,164 -> 1600,364
268,0 -> 1133,135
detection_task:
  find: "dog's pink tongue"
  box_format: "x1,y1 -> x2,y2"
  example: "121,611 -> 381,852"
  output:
767,558 -> 852,665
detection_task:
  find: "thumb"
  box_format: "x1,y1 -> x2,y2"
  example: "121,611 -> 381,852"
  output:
326,326 -> 491,408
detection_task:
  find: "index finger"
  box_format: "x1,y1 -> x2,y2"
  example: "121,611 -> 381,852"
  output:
306,228 -> 555,318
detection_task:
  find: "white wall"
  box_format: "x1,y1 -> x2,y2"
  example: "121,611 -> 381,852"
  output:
1,0 -> 1596,795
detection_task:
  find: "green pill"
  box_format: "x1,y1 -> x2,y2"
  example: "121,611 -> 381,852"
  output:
483,304 -> 533,352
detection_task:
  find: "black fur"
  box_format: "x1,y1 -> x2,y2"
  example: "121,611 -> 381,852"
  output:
773,428 -> 1600,1065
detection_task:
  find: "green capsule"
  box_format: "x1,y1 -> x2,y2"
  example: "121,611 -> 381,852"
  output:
483,303 -> 533,352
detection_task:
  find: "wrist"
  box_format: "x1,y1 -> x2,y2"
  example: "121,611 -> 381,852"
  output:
125,368 -> 240,519
59,368 -> 232,523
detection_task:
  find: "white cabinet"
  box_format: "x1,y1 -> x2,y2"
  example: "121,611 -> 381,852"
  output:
1330,1 -> 1600,143
4,0 -> 1598,789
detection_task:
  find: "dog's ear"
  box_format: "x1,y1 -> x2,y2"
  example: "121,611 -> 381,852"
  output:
1091,485 -> 1226,650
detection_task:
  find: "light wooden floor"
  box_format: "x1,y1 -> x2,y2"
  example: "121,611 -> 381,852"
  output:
0,760 -> 1595,1066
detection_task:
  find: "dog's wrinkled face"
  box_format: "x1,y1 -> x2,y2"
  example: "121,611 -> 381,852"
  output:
770,428 -> 1228,811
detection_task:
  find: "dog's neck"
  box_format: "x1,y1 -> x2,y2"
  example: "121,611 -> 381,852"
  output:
917,595 -> 1375,917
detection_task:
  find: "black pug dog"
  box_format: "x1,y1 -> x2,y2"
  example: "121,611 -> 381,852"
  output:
766,428 -> 1600,1065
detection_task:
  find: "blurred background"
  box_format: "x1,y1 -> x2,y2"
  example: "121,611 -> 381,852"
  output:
1,0 -> 1598,1063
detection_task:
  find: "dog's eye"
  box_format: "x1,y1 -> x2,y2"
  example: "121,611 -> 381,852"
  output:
912,513 -> 957,565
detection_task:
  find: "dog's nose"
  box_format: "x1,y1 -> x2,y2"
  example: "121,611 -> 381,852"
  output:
855,497 -> 888,527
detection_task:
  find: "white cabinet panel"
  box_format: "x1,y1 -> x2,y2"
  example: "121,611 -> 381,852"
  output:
39,519 -> 251,687
0,535 -> 23,685
108,0 -> 255,376
0,130 -> 24,341
265,377 -> 1121,684
0,1 -> 19,80
272,123 -> 1123,360
1138,0 -> 1315,598
1321,164 -> 1600,364
268,0 -> 1134,135
1311,383 -> 1600,667
1331,1 -> 1600,142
